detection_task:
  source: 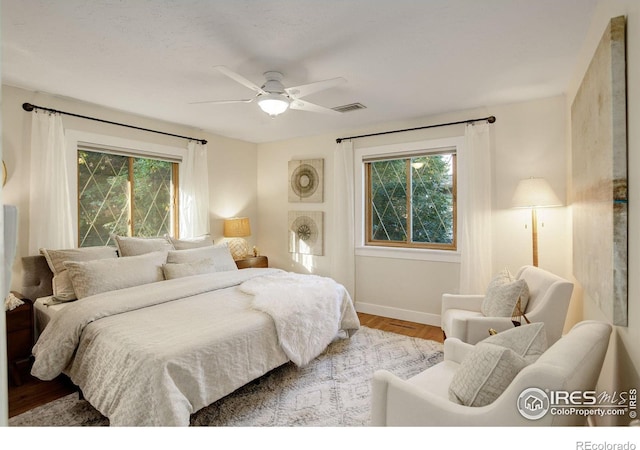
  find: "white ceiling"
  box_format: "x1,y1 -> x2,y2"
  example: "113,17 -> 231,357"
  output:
2,0 -> 597,144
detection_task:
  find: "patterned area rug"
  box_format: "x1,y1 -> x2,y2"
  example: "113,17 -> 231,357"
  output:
9,326 -> 443,427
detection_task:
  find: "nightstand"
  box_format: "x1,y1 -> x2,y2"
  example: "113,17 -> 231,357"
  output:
6,293 -> 34,386
235,255 -> 268,269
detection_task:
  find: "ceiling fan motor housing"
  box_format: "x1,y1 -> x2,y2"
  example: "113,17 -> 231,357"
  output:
262,71 -> 286,94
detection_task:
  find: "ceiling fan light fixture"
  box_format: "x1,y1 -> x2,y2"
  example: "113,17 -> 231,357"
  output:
258,94 -> 289,117
257,94 -> 290,116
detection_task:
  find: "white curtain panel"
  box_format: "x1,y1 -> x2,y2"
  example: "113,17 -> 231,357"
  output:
330,140 -> 355,299
28,112 -> 74,254
179,141 -> 210,238
458,123 -> 493,294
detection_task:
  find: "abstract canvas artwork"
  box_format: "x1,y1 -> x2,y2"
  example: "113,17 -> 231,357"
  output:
288,211 -> 323,255
288,159 -> 324,203
571,16 -> 628,326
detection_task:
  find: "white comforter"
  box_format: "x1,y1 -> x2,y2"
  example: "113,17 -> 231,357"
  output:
31,268 -> 359,426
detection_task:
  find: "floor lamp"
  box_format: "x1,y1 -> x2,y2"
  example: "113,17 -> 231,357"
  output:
512,177 -> 561,267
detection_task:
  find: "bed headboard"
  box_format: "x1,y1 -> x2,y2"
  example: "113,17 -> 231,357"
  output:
21,255 -> 53,300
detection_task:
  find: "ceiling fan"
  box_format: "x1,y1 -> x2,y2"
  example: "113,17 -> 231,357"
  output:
192,66 -> 346,117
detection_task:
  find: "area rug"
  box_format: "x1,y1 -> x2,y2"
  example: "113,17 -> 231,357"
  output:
9,326 -> 443,427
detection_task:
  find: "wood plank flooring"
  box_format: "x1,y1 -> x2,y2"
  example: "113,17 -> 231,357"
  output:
357,312 -> 444,342
8,369 -> 76,418
7,312 -> 443,418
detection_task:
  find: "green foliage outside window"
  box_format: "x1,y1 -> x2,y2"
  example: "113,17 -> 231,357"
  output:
78,149 -> 175,247
367,151 -> 455,249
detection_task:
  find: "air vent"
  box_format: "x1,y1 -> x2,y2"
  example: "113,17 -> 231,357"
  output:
331,103 -> 367,113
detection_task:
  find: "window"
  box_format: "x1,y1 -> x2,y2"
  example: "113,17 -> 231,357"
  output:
365,149 -> 456,250
77,146 -> 179,247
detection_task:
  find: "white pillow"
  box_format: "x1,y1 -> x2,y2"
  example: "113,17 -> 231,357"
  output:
481,268 -> 529,317
448,343 -> 527,407
448,322 -> 547,407
64,251 -> 168,299
167,243 -> 237,272
112,234 -> 173,257
483,321 -> 547,364
40,246 -> 118,302
162,258 -> 217,280
165,235 -> 213,250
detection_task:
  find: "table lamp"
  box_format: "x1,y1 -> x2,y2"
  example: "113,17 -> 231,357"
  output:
223,217 -> 251,260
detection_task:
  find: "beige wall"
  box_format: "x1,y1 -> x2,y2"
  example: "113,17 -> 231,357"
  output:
565,0 -> 640,426
1,84 -> 259,292
257,96 -> 570,325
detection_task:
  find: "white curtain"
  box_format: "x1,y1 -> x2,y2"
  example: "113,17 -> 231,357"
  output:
28,112 -> 74,254
458,122 -> 493,293
179,140 -> 210,238
330,140 -> 355,299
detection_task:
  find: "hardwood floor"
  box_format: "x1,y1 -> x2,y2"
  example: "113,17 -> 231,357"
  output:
8,367 -> 76,418
357,312 -> 444,342
7,312 -> 443,418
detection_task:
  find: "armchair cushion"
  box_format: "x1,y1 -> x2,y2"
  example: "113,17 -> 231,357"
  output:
480,268 -> 529,317
448,323 -> 547,407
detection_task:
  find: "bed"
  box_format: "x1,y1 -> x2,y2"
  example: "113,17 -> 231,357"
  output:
22,241 -> 360,426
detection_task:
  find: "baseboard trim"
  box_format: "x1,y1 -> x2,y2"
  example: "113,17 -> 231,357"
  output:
355,302 -> 441,327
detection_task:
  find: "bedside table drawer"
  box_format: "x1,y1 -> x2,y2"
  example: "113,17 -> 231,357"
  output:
7,328 -> 33,361
6,303 -> 32,333
6,294 -> 34,386
235,256 -> 268,269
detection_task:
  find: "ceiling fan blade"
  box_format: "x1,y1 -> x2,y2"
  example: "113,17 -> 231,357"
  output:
285,77 -> 346,99
188,98 -> 254,105
289,99 -> 340,115
214,66 -> 267,95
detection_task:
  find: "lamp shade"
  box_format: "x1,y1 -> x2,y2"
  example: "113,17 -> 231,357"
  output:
512,177 -> 562,208
223,217 -> 251,237
257,94 -> 290,116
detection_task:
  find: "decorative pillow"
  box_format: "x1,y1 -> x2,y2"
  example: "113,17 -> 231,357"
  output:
64,251 -> 168,299
480,268 -> 530,317
112,234 -> 174,257
40,246 -> 118,302
448,322 -> 547,407
167,243 -> 238,272
448,343 -> 527,407
165,234 -> 213,250
482,322 -> 547,364
162,258 -> 217,280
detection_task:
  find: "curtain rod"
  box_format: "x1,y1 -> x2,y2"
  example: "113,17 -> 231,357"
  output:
22,102 -> 208,145
335,115 -> 496,144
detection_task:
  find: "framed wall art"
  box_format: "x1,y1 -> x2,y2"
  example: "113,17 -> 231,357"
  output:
288,159 -> 323,203
571,16 -> 628,326
288,211 -> 323,256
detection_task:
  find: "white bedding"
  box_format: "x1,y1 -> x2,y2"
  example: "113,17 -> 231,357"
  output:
241,271 -> 359,366
33,296 -> 68,337
31,268 -> 359,426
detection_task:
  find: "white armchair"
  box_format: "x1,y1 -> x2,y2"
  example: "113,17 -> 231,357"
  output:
371,320 -> 612,426
441,265 -> 574,345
